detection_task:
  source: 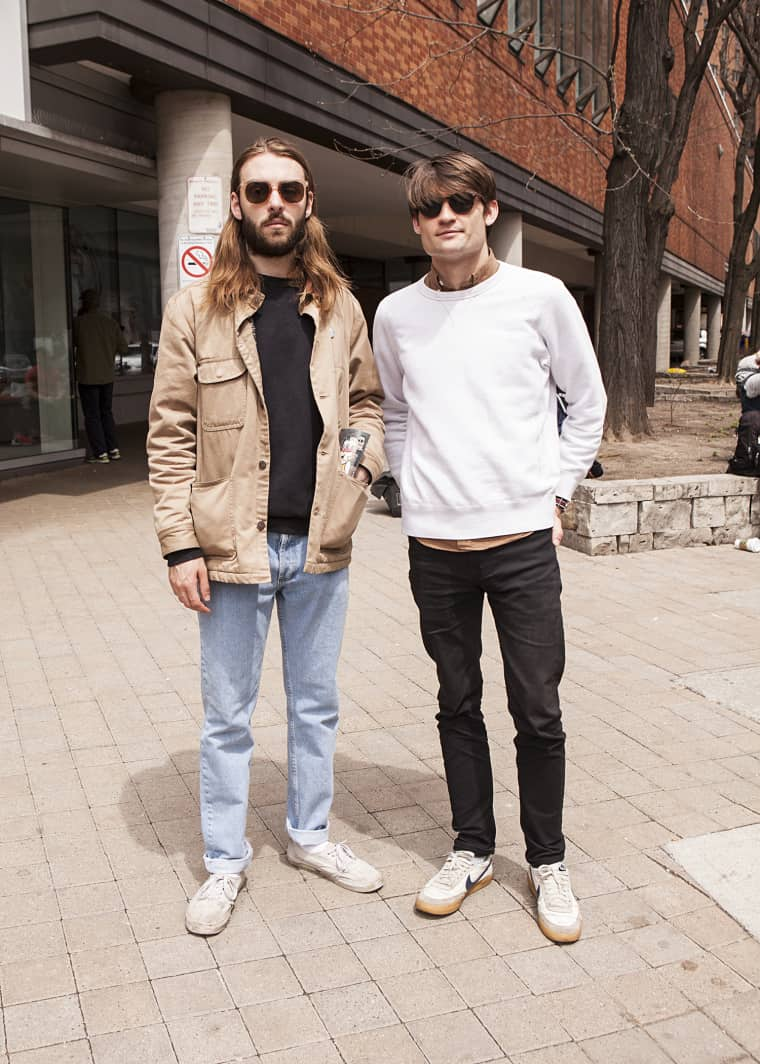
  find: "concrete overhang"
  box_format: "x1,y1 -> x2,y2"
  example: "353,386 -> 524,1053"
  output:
25,0 -> 726,295
26,0 -> 604,249
0,113 -> 155,206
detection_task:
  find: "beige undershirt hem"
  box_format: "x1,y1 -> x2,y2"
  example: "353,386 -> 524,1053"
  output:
416,531 -> 533,552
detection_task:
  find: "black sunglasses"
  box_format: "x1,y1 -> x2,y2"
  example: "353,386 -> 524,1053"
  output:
416,193 -> 478,219
240,180 -> 307,205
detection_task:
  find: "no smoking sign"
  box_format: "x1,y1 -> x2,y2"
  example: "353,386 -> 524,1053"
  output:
178,235 -> 217,289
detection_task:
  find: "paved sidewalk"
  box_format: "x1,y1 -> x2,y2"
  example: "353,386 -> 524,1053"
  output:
1,455 -> 760,1064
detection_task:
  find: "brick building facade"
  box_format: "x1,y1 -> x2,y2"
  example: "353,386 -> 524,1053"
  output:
0,0 -> 743,472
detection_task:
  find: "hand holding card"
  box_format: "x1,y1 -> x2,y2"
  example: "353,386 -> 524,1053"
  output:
339,429 -> 370,478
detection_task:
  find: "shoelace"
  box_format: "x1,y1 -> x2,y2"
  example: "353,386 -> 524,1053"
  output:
534,864 -> 573,911
434,851 -> 478,886
198,874 -> 239,903
325,841 -> 357,872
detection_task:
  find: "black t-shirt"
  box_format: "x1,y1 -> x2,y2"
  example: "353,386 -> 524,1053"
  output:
255,275 -> 322,534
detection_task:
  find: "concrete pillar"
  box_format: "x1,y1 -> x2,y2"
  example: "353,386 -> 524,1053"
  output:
489,211 -> 522,266
0,0 -> 30,121
683,286 -> 701,367
656,275 -> 672,372
155,91 -> 233,308
706,294 -> 721,361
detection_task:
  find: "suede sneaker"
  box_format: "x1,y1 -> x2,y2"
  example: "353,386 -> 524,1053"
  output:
415,850 -> 493,916
287,840 -> 383,893
185,872 -> 245,935
528,862 -> 582,943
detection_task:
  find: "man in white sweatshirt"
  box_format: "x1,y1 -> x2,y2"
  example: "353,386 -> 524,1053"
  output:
372,151 -> 606,942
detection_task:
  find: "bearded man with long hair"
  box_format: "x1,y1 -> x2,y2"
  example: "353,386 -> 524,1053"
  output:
148,138 -> 385,936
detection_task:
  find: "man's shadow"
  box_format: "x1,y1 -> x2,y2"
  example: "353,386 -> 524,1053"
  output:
122,748 -> 529,908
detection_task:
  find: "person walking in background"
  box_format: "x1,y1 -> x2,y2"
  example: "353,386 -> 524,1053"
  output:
148,138 -> 385,937
373,151 -> 606,943
73,289 -> 126,462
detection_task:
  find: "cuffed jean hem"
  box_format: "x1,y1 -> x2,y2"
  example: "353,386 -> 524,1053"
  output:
287,818 -> 329,846
204,838 -> 253,875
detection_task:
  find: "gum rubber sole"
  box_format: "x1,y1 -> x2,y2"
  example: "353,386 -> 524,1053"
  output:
414,872 -> 493,916
527,869 -> 582,943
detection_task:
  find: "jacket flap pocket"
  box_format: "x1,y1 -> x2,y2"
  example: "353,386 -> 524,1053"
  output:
320,473 -> 369,551
197,359 -> 247,384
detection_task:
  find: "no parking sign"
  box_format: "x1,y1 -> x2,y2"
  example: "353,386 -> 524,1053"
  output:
178,235 -> 217,289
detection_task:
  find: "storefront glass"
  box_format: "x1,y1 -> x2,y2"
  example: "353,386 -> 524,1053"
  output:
116,209 -> 161,375
0,198 -> 161,469
0,199 -> 75,460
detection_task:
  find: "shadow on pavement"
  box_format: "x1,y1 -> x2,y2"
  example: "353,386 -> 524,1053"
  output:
124,750 -> 531,917
0,421 -> 149,500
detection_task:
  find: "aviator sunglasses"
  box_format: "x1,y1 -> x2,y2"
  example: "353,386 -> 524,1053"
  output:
240,180 -> 308,205
416,193 -> 477,219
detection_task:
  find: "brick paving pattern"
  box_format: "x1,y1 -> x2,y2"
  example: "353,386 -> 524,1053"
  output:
1,457 -> 759,1063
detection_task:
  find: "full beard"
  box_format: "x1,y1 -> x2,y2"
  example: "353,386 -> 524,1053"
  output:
241,212 -> 307,257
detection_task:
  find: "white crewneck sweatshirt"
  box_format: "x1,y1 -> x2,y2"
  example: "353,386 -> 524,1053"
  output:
372,262 -> 607,538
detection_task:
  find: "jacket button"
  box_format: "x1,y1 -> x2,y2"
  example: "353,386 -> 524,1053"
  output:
256,519 -> 265,532
259,460 -> 267,470
313,507 -> 320,515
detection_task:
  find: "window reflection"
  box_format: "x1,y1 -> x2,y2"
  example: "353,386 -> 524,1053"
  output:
0,199 -> 74,459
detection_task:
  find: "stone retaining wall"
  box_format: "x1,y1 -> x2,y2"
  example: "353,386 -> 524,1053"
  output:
563,474 -> 760,555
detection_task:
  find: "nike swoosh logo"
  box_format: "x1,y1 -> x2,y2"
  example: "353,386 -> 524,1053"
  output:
466,861 -> 493,891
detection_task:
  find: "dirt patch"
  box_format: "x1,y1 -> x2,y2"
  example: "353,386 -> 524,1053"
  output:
598,396 -> 740,480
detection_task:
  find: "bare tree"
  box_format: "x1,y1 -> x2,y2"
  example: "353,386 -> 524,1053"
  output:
598,0 -> 742,436
717,1 -> 760,382
325,0 -> 741,436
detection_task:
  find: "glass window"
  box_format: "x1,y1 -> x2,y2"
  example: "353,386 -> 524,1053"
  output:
68,206 -> 119,326
577,0 -> 595,91
507,0 -> 535,30
537,0 -> 559,50
69,206 -> 160,378
592,0 -> 611,91
0,199 -> 75,459
557,0 -> 577,78
117,210 -> 161,375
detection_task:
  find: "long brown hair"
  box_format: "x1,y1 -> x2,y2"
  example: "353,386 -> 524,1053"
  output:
204,137 -> 347,316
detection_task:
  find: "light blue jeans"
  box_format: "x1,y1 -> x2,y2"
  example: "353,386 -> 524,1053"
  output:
198,533 -> 348,874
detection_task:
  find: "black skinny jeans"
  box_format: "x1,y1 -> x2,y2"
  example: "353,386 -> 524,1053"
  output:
409,529 -> 566,867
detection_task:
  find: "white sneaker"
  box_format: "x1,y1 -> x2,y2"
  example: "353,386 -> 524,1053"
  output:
287,840 -> 383,893
415,850 -> 493,916
528,862 -> 582,943
185,872 -> 245,935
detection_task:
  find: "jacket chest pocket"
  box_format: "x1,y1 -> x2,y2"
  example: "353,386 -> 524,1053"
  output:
197,358 -> 247,430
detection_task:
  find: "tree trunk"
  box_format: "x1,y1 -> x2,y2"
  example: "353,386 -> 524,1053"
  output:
716,67 -> 759,380
751,285 -> 760,350
598,0 -> 742,436
598,169 -> 651,436
598,0 -> 673,436
718,261 -> 751,379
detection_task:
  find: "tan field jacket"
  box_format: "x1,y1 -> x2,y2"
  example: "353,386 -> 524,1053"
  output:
147,281 -> 385,583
